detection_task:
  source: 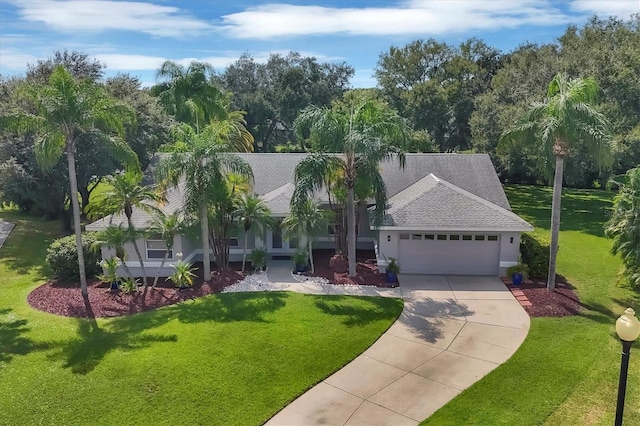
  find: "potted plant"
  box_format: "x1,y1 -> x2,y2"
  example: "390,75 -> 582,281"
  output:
506,262 -> 529,286
168,253 -> 197,290
292,250 -> 309,274
249,248 -> 267,272
385,256 -> 400,286
97,257 -> 121,291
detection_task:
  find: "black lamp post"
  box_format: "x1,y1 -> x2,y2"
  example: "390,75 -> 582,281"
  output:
615,307 -> 640,426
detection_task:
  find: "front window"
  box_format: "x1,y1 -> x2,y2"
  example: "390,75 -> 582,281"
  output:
146,235 -> 172,259
229,227 -> 239,247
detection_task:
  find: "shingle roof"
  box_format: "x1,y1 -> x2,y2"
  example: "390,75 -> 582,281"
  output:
87,153 -> 525,231
261,183 -> 295,216
376,174 -> 533,231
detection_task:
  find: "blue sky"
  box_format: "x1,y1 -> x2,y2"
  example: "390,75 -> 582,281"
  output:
0,1 -> 638,88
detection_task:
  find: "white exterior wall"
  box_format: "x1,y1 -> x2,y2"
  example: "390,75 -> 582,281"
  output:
498,232 -> 521,275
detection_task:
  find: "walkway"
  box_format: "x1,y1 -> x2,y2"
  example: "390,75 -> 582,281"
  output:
266,274 -> 530,425
0,221 -> 14,250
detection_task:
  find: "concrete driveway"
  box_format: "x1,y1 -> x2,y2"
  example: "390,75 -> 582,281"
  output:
267,274 -> 530,425
0,221 -> 14,250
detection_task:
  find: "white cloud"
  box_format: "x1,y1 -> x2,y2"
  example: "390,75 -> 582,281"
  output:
9,0 -> 212,37
219,0 -> 572,39
0,49 -> 39,71
570,0 -> 639,18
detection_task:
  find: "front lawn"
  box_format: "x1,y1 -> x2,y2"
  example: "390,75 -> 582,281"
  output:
0,210 -> 403,425
423,185 -> 640,425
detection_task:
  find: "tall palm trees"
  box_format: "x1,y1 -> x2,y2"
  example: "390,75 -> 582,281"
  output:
5,66 -> 137,296
292,99 -> 407,277
500,73 -> 612,290
235,194 -> 272,272
156,123 -> 253,279
90,170 -> 161,290
156,61 -> 226,133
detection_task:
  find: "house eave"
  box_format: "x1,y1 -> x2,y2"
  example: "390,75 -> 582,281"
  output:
371,225 -> 534,232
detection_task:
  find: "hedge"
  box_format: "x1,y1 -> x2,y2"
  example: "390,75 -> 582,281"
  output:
45,232 -> 101,280
520,232 -> 550,279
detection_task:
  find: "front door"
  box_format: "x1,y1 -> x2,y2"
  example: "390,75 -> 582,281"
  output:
268,219 -> 298,252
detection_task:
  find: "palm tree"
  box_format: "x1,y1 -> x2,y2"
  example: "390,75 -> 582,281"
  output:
292,99 -> 406,276
156,61 -> 226,133
89,170 -> 161,290
605,167 -> 640,289
234,194 -> 272,272
500,73 -> 612,290
156,123 -> 253,279
282,199 -> 331,273
92,224 -> 138,279
147,212 -> 185,289
5,66 -> 137,296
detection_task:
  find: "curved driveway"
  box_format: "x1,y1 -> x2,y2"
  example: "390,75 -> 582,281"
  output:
267,274 -> 530,425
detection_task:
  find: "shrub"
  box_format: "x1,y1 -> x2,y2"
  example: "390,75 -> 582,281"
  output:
46,232 -> 101,280
520,233 -> 550,279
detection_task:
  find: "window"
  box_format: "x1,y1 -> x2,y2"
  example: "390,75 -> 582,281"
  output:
229,228 -> 239,247
437,234 -> 447,241
487,235 -> 498,241
425,234 -> 435,240
399,234 -> 410,240
412,234 -> 423,240
475,235 -> 485,241
449,234 -> 460,241
328,223 -> 336,235
462,235 -> 472,241
146,235 -> 172,259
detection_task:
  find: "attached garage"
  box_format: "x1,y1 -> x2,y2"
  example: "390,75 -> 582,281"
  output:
372,173 -> 534,276
398,233 -> 500,275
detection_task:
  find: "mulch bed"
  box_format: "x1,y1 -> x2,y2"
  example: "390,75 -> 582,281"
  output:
309,249 -> 389,287
28,263 -> 244,319
503,277 -> 582,318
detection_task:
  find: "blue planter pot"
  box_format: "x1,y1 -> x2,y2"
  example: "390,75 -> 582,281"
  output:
294,264 -> 307,274
512,273 -> 523,286
385,270 -> 397,285
109,281 -> 120,291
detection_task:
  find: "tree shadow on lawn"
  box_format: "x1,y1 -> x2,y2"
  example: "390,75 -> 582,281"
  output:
504,185 -> 613,237
312,295 -> 403,327
48,292 -> 290,375
0,308 -> 55,363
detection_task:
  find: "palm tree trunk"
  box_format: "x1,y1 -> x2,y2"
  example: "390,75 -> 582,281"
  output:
308,239 -> 314,273
128,218 -> 148,289
242,231 -> 249,272
119,255 -> 134,280
200,204 -> 211,279
547,155 -> 564,291
66,150 -> 88,297
347,185 -> 357,277
152,249 -> 170,289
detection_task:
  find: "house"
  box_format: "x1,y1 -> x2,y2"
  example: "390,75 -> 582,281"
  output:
86,153 -> 533,277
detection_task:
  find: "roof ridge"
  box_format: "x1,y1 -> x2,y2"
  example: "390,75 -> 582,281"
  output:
434,177 -> 531,226
261,182 -> 295,202
386,174 -> 440,214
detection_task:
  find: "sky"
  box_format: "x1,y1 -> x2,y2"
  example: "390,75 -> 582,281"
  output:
0,0 -> 638,88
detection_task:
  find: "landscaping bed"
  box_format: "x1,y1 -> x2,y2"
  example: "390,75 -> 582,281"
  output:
27,262 -> 244,318
310,249 -> 388,287
504,277 -> 582,318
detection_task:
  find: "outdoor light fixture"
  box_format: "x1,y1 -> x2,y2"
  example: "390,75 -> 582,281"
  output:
615,307 -> 640,425
387,235 -> 391,242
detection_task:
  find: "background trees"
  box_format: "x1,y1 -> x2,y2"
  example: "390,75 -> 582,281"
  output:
218,52 -> 354,152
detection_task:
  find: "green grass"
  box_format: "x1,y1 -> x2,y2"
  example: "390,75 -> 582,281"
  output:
0,209 -> 403,425
423,184 -> 640,426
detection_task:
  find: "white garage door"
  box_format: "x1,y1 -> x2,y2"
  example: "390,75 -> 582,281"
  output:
398,233 -> 500,275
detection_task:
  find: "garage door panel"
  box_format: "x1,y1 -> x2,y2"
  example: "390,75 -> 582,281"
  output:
398,235 -> 500,275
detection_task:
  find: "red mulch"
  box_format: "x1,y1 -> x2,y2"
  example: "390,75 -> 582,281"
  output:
28,263 -> 244,319
310,249 -> 389,287
503,277 -> 582,318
